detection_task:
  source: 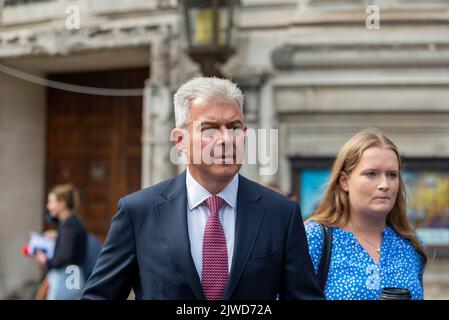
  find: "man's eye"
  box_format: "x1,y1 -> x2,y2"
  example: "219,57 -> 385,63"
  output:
230,127 -> 243,135
202,128 -> 217,136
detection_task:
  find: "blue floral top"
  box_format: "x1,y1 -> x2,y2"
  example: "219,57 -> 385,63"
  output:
305,221 -> 425,300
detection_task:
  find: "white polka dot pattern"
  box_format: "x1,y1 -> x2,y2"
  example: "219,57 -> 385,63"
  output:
305,221 -> 425,300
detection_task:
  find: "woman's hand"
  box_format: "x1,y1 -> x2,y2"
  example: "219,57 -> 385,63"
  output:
35,251 -> 48,267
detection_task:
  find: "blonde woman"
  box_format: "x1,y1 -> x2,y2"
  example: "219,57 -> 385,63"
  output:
305,128 -> 426,300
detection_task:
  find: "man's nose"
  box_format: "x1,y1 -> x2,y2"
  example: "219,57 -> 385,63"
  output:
217,127 -> 233,144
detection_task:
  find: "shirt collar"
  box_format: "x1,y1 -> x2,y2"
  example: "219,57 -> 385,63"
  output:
186,168 -> 239,211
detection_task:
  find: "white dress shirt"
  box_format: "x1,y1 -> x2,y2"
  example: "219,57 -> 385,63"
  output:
186,169 -> 238,280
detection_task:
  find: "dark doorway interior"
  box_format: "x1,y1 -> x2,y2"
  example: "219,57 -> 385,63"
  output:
46,67 -> 149,241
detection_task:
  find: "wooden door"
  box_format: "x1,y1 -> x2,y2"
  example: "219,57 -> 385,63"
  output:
46,68 -> 148,241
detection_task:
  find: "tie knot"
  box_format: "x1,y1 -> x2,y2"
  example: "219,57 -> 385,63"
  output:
204,195 -> 225,215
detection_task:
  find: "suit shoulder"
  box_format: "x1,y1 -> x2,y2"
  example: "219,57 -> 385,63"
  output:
120,176 -> 178,209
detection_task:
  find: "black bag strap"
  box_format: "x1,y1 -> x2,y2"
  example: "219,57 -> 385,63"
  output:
317,223 -> 333,291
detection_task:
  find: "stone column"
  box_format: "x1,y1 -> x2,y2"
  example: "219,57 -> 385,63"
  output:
233,73 -> 268,184
142,25 -> 177,188
0,70 -> 45,298
258,77 -> 280,188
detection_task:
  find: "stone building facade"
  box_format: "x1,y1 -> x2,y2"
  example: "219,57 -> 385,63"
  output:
1,0 -> 449,298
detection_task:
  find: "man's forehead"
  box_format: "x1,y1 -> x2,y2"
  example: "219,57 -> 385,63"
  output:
190,104 -> 243,121
191,96 -> 240,108
192,118 -> 244,125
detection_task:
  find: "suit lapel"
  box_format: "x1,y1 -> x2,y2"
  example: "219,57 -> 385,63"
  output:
156,172 -> 205,300
224,175 -> 264,299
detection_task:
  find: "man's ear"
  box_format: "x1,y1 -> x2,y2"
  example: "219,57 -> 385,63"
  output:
170,128 -> 187,152
339,172 -> 349,192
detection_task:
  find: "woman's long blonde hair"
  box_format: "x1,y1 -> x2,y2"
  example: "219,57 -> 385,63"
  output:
306,128 -> 427,264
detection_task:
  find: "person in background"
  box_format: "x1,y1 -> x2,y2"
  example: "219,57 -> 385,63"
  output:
305,128 -> 426,300
288,192 -> 299,203
35,183 -> 88,299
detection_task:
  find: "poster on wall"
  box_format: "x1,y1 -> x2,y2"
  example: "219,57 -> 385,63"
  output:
404,171 -> 449,246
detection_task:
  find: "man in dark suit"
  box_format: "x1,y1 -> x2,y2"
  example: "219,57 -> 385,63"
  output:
82,77 -> 323,300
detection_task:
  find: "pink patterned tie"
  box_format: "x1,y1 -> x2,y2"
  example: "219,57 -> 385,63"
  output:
202,195 -> 228,300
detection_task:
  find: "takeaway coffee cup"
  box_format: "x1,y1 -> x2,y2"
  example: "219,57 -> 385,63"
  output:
380,287 -> 411,300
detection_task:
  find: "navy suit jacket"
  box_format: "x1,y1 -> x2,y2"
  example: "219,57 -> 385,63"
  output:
82,172 -> 323,300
